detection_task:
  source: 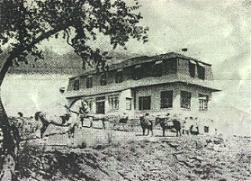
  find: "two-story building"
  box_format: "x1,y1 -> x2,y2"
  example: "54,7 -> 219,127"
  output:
65,52 -> 220,119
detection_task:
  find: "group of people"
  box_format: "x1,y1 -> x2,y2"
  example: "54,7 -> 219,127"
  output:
182,116 -> 215,135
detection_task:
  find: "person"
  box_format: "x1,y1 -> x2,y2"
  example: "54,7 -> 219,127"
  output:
64,97 -> 91,147
65,97 -> 91,137
16,112 -> 24,130
67,98 -> 91,127
34,111 -> 51,138
182,117 -> 189,135
189,117 -> 199,135
144,113 -> 151,122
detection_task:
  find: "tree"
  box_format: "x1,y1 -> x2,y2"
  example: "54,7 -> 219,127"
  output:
0,0 -> 148,179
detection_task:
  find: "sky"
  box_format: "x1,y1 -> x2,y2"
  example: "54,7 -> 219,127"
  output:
41,0 -> 251,112
1,0 -> 251,135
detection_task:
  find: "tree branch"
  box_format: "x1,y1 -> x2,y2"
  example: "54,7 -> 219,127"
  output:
0,25 -> 71,86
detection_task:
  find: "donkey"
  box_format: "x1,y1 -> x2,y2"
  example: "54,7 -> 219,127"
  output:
139,114 -> 154,136
155,115 -> 181,137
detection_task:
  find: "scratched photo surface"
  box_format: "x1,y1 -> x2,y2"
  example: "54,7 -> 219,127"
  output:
0,0 -> 251,180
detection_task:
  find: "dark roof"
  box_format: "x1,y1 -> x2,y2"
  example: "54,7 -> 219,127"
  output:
70,52 -> 211,79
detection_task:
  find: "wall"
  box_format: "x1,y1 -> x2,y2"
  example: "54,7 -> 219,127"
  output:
134,83 -> 213,118
67,89 -> 134,117
177,58 -> 213,80
134,84 -> 179,116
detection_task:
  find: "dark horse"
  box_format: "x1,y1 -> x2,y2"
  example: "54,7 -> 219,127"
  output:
139,116 -> 153,136
113,116 -> 129,130
79,115 -> 107,129
155,116 -> 181,137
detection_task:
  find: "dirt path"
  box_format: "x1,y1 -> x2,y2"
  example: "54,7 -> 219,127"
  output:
29,125 -> 171,147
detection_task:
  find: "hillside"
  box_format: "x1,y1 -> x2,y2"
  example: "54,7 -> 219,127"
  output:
17,134 -> 251,181
1,49 -> 139,74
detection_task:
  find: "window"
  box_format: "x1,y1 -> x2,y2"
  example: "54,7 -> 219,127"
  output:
189,60 -> 196,78
180,91 -> 191,109
115,69 -> 123,83
153,60 -> 163,77
108,95 -> 119,110
132,65 -> 143,80
100,73 -> 107,86
199,94 -> 209,111
160,91 -> 173,108
126,98 -> 132,110
139,96 -> 151,110
197,63 -> 205,80
96,96 -> 105,114
68,79 -> 74,91
86,76 -> 93,88
73,79 -> 80,90
166,59 -> 177,74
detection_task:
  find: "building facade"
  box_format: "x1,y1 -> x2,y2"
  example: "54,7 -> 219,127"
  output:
65,52 -> 220,119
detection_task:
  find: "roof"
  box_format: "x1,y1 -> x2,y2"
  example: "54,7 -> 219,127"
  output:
70,52 -> 211,79
65,74 -> 221,98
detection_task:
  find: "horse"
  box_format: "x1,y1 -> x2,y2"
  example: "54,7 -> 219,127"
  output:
155,116 -> 181,137
112,114 -> 129,130
139,115 -> 153,136
79,114 -> 107,129
34,111 -> 69,138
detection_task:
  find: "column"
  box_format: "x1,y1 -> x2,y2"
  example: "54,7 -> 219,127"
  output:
173,87 -> 180,112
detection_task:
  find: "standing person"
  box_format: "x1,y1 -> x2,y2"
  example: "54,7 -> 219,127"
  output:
79,100 -> 92,127
67,97 -> 90,127
65,97 -> 89,146
182,117 -> 190,135
34,112 -> 51,138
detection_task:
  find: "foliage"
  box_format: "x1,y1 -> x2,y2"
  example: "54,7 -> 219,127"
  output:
0,0 -> 148,70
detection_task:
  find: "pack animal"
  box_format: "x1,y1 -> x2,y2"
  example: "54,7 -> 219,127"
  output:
113,116 -> 129,130
155,116 -> 181,137
139,116 -> 153,136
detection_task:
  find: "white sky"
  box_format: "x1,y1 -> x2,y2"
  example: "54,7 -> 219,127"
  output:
41,0 -> 251,113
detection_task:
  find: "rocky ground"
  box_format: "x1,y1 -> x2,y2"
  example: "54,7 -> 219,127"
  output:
16,131 -> 251,181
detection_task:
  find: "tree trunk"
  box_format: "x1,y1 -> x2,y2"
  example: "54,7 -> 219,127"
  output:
0,56 -> 16,181
0,23 -> 68,181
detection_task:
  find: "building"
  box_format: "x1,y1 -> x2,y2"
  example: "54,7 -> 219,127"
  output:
65,52 -> 221,119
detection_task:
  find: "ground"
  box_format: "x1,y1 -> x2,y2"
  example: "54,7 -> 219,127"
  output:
14,122 -> 251,181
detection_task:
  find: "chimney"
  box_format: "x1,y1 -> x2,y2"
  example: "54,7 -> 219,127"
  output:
181,48 -> 188,52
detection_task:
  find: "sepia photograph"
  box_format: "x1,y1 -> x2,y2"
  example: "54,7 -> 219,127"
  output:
0,0 -> 251,180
